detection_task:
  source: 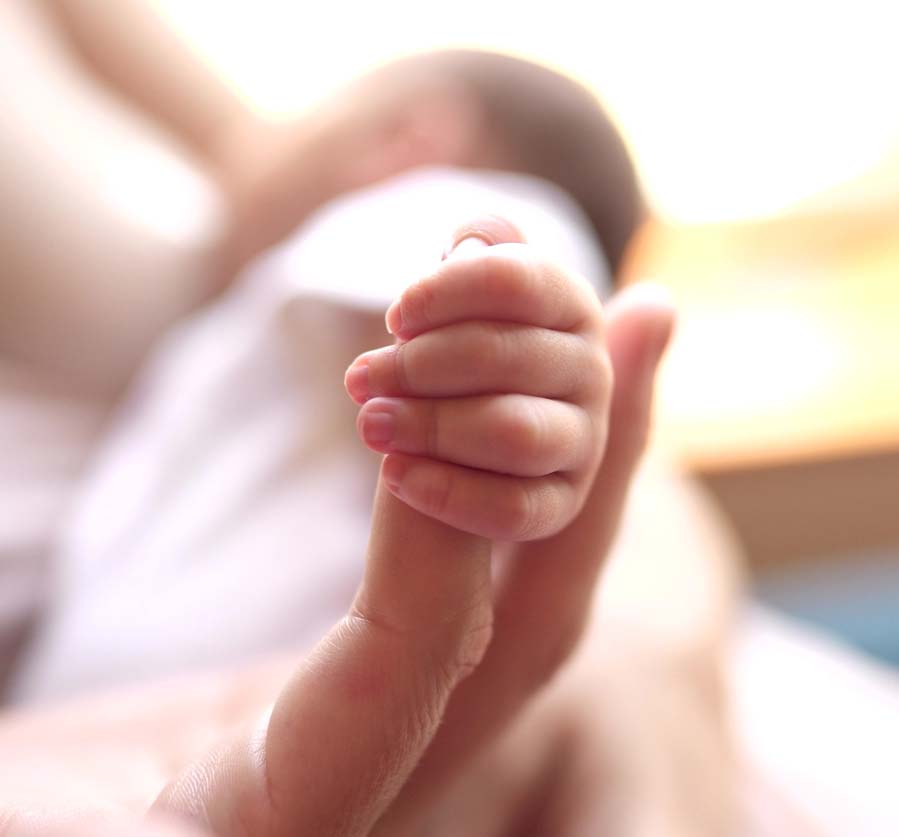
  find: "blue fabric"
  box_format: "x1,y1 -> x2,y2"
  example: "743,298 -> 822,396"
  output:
754,547 -> 899,666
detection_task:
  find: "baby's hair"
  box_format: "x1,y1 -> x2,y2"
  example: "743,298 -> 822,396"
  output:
399,49 -> 645,278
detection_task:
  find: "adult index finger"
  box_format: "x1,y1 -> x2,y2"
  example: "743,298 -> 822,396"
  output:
154,470 -> 492,837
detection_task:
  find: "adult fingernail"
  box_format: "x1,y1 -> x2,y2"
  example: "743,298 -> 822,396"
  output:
344,358 -> 371,404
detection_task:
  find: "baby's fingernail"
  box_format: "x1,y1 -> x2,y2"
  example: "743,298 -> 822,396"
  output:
381,455 -> 407,499
385,300 -> 402,336
344,358 -> 371,404
442,234 -> 489,260
360,404 -> 396,449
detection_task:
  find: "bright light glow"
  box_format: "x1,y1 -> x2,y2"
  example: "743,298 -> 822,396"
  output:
659,303 -> 844,417
154,0 -> 899,223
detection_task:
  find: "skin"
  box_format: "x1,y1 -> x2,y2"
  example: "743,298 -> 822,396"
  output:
8,5 -> 737,830
0,218 -> 685,835
10,0 -> 475,394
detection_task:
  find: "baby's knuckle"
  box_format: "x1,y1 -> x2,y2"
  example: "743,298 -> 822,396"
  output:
576,340 -> 610,400
522,479 -> 572,540
499,398 -> 547,465
481,247 -> 535,301
556,412 -> 589,470
418,466 -> 454,520
391,342 -> 413,393
498,481 -> 540,541
428,603 -> 494,687
424,399 -> 444,458
471,322 -> 510,367
400,278 -> 437,332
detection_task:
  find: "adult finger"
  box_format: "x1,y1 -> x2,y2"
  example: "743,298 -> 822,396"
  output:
375,282 -> 676,834
154,216 -> 527,837
154,476 -> 493,836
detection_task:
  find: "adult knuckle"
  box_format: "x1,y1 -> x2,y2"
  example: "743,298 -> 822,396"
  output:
437,610 -> 495,685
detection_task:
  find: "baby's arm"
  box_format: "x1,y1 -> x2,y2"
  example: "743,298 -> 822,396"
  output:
345,217 -> 611,542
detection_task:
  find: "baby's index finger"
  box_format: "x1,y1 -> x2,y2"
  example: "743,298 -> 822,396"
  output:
385,243 -> 602,341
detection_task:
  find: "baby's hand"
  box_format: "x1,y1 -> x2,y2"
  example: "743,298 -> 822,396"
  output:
345,217 -> 612,541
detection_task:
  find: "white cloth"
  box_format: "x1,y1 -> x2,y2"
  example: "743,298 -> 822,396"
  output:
732,607 -> 899,837
9,166 -> 608,701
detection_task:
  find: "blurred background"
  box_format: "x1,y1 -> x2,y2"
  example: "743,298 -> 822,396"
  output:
150,0 -> 899,665
2,0 -> 897,672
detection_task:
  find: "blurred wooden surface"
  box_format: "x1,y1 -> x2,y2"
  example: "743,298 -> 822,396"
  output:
624,208 -> 899,568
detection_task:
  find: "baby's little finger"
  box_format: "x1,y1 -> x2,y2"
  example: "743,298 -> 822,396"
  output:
380,454 -> 581,541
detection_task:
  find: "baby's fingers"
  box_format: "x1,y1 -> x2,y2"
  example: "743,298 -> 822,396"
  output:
386,240 -> 601,340
357,395 -> 599,478
381,453 -> 580,541
345,323 -> 608,404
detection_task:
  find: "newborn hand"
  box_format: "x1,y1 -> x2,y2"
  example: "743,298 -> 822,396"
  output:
346,217 -> 611,541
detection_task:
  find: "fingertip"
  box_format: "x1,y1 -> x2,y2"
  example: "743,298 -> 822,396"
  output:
345,357 -> 371,404
443,235 -> 490,260
385,300 -> 402,336
380,453 -> 408,499
609,281 -> 677,333
606,281 -> 678,381
443,215 -> 527,259
357,399 -> 398,452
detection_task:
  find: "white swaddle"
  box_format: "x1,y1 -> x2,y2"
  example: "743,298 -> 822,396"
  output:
10,166 -> 609,702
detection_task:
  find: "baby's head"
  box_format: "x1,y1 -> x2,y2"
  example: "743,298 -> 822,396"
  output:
342,50 -> 644,278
